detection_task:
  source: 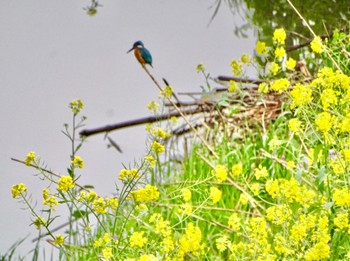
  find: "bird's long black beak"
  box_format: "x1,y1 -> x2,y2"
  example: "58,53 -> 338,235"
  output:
127,47 -> 134,53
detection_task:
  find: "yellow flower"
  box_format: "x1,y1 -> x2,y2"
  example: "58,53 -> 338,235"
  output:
266,204 -> 291,225
231,59 -> 243,76
254,165 -> 269,180
256,41 -> 267,55
147,101 -> 159,112
151,127 -> 171,139
182,188 -> 192,202
93,197 -> 107,214
315,112 -> 332,132
179,222 -> 205,257
102,247 -> 113,260
151,141 -> 165,154
310,36 -> 324,54
333,188 -> 350,206
269,135 -> 282,150
11,183 -> 27,198
57,176 -> 74,191
228,213 -> 241,230
269,62 -> 280,75
258,82 -> 269,93
286,57 -> 296,70
334,213 -> 349,230
216,235 -> 230,252
138,254 -> 158,261
161,85 -> 173,98
33,216 -> 46,230
69,99 -> 84,114
228,80 -> 237,92
320,88 -> 338,109
119,168 -> 140,181
131,185 -> 160,203
304,242 -> 330,260
144,155 -> 157,167
239,193 -> 249,205
273,28 -> 286,45
180,203 -> 193,216
196,63 -> 206,73
53,234 -> 64,246
43,195 -> 59,210
270,78 -> 290,93
71,155 -> 84,169
274,46 -> 286,59
250,183 -> 260,196
130,231 -> 147,248
210,186 -> 222,204
24,151 -> 36,166
107,197 -> 119,210
288,118 -> 302,133
231,163 -> 243,176
290,83 -> 313,108
241,53 -> 251,64
213,164 -> 228,183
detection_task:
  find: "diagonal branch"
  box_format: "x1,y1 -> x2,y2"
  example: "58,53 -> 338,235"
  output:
79,106 -> 212,137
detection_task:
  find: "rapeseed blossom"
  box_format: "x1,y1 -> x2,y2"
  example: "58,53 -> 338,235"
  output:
147,101 -> 159,112
270,78 -> 290,93
93,197 -> 107,214
53,234 -> 64,246
119,168 -> 140,181
315,112 -> 332,132
131,185 -> 160,203
333,213 -> 349,230
290,83 -> 313,108
258,82 -> 269,93
71,155 -> 84,169
69,99 -> 84,114
102,247 -> 113,260
33,216 -> 46,230
182,188 -> 192,202
231,59 -> 243,76
256,41 -> 267,55
57,176 -> 74,191
228,80 -> 237,92
210,186 -> 222,203
11,183 -> 27,198
24,151 -> 36,166
269,62 -> 280,75
151,141 -> 165,154
179,222 -> 205,257
216,235 -> 230,252
228,213 -> 241,230
273,28 -> 286,45
254,165 -> 268,180
285,57 -> 296,70
130,231 -> 147,248
274,46 -> 286,59
320,88 -> 338,109
310,36 -> 324,54
231,163 -> 242,177
288,118 -> 302,133
213,164 -> 228,183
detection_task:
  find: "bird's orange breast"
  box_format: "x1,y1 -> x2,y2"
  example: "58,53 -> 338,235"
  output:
134,48 -> 146,65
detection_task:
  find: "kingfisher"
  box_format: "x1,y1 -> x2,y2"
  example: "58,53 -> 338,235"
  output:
127,41 -> 153,67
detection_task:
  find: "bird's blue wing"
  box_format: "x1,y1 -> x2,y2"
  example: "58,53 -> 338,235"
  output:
141,48 -> 153,66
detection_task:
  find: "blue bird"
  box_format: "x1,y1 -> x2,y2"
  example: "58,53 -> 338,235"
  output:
127,41 -> 153,67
